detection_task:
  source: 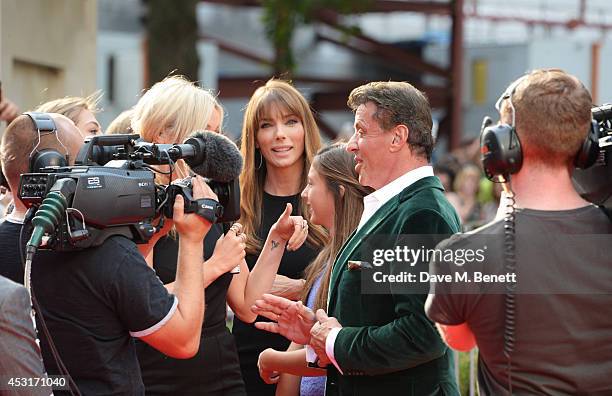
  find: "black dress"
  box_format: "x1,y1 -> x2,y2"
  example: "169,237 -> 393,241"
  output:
232,192 -> 319,396
135,224 -> 247,395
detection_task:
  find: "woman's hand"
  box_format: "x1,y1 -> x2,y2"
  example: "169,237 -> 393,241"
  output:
269,274 -> 306,301
269,203 -> 308,252
258,348 -> 281,384
208,223 -> 246,274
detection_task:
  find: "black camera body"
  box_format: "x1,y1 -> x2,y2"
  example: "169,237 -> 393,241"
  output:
19,166 -> 158,250
17,134 -> 242,251
572,104 -> 612,211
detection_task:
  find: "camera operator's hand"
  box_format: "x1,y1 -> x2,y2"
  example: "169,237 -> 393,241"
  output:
269,203 -> 308,252
140,176 -> 216,358
173,176 -> 217,242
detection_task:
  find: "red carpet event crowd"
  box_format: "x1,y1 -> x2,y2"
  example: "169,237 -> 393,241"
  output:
0,68 -> 610,396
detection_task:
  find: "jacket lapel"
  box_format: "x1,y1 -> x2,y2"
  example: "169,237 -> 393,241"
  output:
326,176 -> 445,311
327,196 -> 400,311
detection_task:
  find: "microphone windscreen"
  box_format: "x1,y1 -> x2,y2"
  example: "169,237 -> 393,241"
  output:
185,131 -> 243,182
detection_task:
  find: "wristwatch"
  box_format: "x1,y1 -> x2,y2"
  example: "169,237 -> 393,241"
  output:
194,198 -> 224,223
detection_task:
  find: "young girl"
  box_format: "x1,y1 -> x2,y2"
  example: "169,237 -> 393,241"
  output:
257,143 -> 373,396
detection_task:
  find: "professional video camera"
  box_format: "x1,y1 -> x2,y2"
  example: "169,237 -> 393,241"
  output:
572,104 -> 612,211
17,131 -> 243,252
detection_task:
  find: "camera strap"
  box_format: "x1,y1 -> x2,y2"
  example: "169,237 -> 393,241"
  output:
191,198 -> 223,223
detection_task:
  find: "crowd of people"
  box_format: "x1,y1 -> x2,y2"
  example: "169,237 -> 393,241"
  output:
0,68 -> 610,396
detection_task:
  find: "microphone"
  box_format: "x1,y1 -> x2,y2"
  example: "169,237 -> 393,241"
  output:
181,130 -> 243,182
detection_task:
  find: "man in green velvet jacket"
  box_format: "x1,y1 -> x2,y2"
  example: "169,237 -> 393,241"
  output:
254,81 -> 461,395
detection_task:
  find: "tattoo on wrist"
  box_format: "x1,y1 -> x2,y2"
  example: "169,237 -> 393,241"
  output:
271,240 -> 279,250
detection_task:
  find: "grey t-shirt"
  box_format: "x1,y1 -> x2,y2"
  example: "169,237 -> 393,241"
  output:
426,205 -> 612,395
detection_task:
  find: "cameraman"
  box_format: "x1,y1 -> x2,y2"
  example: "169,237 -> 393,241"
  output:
0,113 -> 217,394
425,69 -> 612,394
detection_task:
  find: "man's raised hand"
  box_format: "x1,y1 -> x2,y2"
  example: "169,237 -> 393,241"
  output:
252,294 -> 316,345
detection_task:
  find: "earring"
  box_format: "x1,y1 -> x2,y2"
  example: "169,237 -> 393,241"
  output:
256,150 -> 263,170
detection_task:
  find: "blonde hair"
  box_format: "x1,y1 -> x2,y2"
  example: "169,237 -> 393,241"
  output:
301,143 -> 373,310
106,109 -> 134,135
36,91 -> 102,124
131,75 -> 223,179
504,68 -> 592,166
239,79 -> 326,254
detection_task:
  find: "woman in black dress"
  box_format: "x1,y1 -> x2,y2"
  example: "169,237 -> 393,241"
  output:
131,76 -> 311,395
234,79 -> 327,395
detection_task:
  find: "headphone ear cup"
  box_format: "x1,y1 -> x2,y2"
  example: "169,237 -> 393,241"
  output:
480,123 -> 523,181
574,120 -> 600,169
30,150 -> 68,172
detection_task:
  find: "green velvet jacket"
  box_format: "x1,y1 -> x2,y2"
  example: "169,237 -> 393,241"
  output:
325,176 -> 461,396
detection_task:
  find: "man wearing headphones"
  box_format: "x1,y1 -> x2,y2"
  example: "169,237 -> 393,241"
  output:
0,113 -> 83,283
0,113 -> 218,395
425,69 -> 612,394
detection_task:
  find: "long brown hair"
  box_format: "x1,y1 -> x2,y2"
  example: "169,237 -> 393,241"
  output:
239,79 -> 326,253
301,143 -> 373,311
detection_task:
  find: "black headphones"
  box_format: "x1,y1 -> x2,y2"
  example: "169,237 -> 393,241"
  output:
480,77 -> 600,182
25,112 -> 69,172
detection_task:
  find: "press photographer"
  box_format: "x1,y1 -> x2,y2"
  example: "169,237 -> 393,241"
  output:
425,69 -> 612,395
0,112 -> 230,395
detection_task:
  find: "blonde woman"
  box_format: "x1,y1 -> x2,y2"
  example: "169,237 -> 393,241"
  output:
234,79 -> 327,396
36,91 -> 103,137
105,109 -> 134,135
131,76 -> 307,395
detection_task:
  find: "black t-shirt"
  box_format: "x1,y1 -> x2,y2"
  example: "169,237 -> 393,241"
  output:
426,205 -> 612,395
0,219 -> 27,283
233,191 -> 319,394
151,224 -> 230,329
32,236 -> 176,395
